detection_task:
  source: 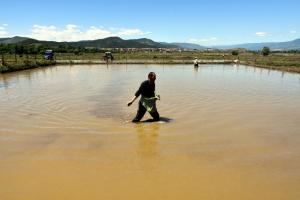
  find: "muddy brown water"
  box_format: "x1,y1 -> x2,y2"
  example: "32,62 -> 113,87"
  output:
1,64 -> 300,200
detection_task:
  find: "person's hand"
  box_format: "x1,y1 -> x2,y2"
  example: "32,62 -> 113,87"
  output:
127,101 -> 133,106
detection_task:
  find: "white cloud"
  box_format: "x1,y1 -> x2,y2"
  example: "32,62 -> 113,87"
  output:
188,37 -> 217,43
25,24 -> 147,41
84,26 -> 112,40
0,25 -> 8,37
117,28 -> 144,36
290,30 -> 297,34
255,32 -> 268,37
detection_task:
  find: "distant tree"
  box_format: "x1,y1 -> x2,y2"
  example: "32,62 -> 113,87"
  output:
261,47 -> 270,56
7,44 -> 15,54
15,45 -> 25,56
0,44 -> 5,65
23,46 -> 30,61
231,50 -> 239,56
28,45 -> 38,60
74,48 -> 80,55
0,44 -> 5,54
37,45 -> 45,54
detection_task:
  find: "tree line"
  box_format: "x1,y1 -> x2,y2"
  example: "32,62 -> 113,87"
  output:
230,47 -> 300,56
0,44 -> 106,56
1,43 -> 300,57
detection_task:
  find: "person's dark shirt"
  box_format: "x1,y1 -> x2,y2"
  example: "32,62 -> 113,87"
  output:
135,80 -> 155,98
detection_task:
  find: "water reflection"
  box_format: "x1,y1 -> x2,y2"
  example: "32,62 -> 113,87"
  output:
0,75 -> 9,89
0,66 -> 51,90
193,66 -> 199,73
1,64 -> 300,199
135,123 -> 160,171
268,69 -> 271,75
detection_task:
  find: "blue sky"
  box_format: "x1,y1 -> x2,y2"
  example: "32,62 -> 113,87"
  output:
0,0 -> 299,45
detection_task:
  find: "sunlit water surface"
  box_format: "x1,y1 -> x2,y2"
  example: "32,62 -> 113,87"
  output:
1,64 -> 300,200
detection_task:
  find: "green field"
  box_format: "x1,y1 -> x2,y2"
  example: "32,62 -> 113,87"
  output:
1,51 -> 300,73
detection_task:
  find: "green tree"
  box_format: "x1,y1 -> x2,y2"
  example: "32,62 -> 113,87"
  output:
231,50 -> 239,56
15,45 -> 25,56
28,45 -> 38,61
261,47 -> 270,56
0,44 -> 5,65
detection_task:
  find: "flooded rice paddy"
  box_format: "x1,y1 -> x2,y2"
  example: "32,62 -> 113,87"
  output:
0,64 -> 300,200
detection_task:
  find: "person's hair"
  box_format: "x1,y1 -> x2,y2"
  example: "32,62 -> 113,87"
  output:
148,72 -> 156,78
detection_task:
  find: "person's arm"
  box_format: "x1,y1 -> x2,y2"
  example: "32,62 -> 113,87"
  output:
127,96 -> 138,106
127,81 -> 144,106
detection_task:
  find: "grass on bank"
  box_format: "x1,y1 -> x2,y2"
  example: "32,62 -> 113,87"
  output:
1,51 -> 300,73
0,54 -> 55,73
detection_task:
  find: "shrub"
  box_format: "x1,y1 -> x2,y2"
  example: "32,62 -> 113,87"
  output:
231,50 -> 239,56
262,47 -> 270,56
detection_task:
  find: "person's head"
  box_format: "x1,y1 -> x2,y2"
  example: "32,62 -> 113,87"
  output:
148,72 -> 156,83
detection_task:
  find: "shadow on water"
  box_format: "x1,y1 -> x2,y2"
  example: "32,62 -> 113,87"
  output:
89,76 -> 128,120
139,116 -> 173,123
90,93 -> 125,119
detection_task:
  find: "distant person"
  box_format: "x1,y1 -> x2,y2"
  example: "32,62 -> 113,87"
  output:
127,72 -> 160,122
234,56 -> 240,64
194,57 -> 199,67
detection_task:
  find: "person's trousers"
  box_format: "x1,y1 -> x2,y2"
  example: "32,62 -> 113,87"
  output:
132,102 -> 160,122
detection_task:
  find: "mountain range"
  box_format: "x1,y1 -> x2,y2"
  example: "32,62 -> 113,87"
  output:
1,36 -> 300,50
213,38 -> 300,50
0,36 -> 177,49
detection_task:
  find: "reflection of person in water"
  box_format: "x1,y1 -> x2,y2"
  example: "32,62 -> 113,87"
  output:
127,72 -> 160,122
194,57 -> 199,67
136,124 -> 159,158
135,123 -> 160,171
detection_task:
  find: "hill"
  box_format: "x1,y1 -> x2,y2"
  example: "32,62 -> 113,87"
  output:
0,36 -> 178,49
169,42 -> 207,50
214,38 -> 300,50
1,36 -> 300,50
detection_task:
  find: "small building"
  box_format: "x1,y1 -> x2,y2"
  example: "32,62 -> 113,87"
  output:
44,50 -> 54,60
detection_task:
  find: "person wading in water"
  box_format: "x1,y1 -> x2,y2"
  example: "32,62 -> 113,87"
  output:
127,72 -> 160,122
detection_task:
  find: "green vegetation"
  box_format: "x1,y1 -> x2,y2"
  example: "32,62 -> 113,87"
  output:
0,44 -> 56,72
1,43 -> 300,73
261,47 -> 270,56
231,50 -> 239,56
